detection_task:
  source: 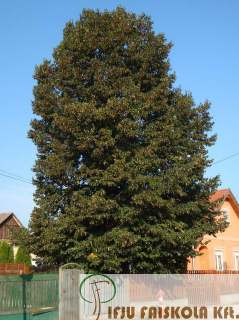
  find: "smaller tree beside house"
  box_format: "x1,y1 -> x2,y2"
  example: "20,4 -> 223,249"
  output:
0,241 -> 14,263
0,212 -> 32,268
15,246 -> 31,266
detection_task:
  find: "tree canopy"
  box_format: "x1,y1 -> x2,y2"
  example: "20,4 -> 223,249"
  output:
28,7 -> 224,273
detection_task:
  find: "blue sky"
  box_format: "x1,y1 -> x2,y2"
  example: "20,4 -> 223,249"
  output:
0,0 -> 238,225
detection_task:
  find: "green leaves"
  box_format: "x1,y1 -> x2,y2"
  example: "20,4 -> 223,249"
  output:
28,7 -> 223,273
15,246 -> 31,266
0,241 -> 14,263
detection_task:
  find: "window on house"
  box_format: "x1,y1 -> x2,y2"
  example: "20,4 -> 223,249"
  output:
215,250 -> 224,271
222,209 -> 230,223
234,252 -> 239,271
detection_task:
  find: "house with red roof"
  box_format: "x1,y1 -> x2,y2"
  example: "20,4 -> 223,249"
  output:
188,189 -> 239,271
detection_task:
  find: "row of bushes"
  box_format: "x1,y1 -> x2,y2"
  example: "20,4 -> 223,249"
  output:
0,241 -> 31,266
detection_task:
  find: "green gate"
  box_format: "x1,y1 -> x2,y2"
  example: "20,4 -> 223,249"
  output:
0,273 -> 59,320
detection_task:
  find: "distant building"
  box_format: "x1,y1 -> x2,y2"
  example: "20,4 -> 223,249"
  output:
188,189 -> 239,271
0,212 -> 22,240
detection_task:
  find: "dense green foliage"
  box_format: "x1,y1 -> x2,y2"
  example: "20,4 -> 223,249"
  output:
0,241 -> 14,263
28,7 -> 225,272
15,246 -> 31,266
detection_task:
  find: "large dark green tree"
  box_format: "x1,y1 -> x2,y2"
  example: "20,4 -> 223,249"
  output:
28,7 -> 225,272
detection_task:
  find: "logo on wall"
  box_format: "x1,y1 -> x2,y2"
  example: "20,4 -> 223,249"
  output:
80,274 -> 116,320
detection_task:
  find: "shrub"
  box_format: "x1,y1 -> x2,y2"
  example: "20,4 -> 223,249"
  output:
0,241 -> 14,263
15,246 -> 31,266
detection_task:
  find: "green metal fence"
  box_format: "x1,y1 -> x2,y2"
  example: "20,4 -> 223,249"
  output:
0,273 -> 59,320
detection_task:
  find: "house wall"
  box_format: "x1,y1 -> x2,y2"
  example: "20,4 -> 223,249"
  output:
0,216 -> 20,240
188,200 -> 239,271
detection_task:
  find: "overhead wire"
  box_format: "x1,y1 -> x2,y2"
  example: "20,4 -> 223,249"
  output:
0,151 -> 238,185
